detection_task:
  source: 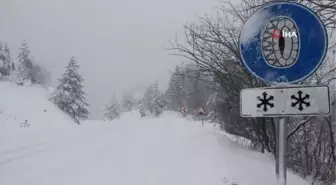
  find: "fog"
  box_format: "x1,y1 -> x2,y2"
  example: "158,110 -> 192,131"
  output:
0,0 -> 218,118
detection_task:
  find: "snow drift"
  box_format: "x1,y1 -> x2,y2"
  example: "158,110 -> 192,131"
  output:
0,82 -> 75,129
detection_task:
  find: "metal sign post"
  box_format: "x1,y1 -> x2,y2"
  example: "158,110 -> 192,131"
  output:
241,85 -> 330,185
198,108 -> 206,126
239,2 -> 328,185
277,117 -> 287,185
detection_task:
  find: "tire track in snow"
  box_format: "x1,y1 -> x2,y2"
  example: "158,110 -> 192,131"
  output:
0,125 -> 109,168
0,142 -> 47,157
21,128 -> 120,185
0,148 -> 46,167
0,142 -> 50,167
23,143 -> 118,185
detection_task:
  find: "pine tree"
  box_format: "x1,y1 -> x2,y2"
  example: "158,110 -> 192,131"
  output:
121,93 -> 136,112
104,93 -> 121,121
50,57 -> 89,124
15,40 -> 50,85
140,84 -> 155,116
148,82 -> 159,114
140,82 -> 166,117
166,66 -> 186,111
17,40 -> 34,84
0,42 -> 14,76
206,92 -> 218,122
152,92 -> 166,116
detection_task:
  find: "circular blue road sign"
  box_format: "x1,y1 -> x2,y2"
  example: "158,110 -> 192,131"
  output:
239,2 -> 328,84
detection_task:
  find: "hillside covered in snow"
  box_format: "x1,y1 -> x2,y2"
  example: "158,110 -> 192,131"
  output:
0,82 -> 311,185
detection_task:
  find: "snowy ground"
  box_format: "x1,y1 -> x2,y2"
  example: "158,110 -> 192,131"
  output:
0,82 -> 310,185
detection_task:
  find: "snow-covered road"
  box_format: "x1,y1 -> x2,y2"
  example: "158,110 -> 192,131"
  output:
0,112 -> 309,185
0,113 -> 227,185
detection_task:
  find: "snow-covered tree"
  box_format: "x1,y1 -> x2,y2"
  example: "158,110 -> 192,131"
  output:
140,84 -> 156,116
152,92 -> 167,116
104,94 -> 121,121
139,108 -> 146,118
16,40 -> 50,85
183,64 -> 211,110
121,93 -> 136,112
31,64 -> 52,86
50,56 -> 89,124
17,40 -> 34,84
0,42 -> 14,76
140,81 -> 166,117
206,92 -> 218,122
166,66 -> 186,111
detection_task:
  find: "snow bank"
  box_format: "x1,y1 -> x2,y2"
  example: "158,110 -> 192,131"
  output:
0,82 -> 74,129
0,82 -> 78,155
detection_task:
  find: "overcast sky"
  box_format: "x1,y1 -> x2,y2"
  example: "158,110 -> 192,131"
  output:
0,0 -> 219,119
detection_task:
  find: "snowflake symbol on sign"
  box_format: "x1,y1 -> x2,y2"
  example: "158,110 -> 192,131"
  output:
257,92 -> 274,112
291,90 -> 310,111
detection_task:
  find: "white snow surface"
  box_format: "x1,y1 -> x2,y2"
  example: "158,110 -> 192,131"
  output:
0,82 -> 310,185
240,8 -> 273,45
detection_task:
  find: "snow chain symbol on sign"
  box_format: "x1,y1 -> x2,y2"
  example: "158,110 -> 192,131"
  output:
257,92 -> 275,112
291,90 -> 310,111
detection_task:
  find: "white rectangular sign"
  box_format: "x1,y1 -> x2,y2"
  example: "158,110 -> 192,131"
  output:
240,85 -> 330,117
